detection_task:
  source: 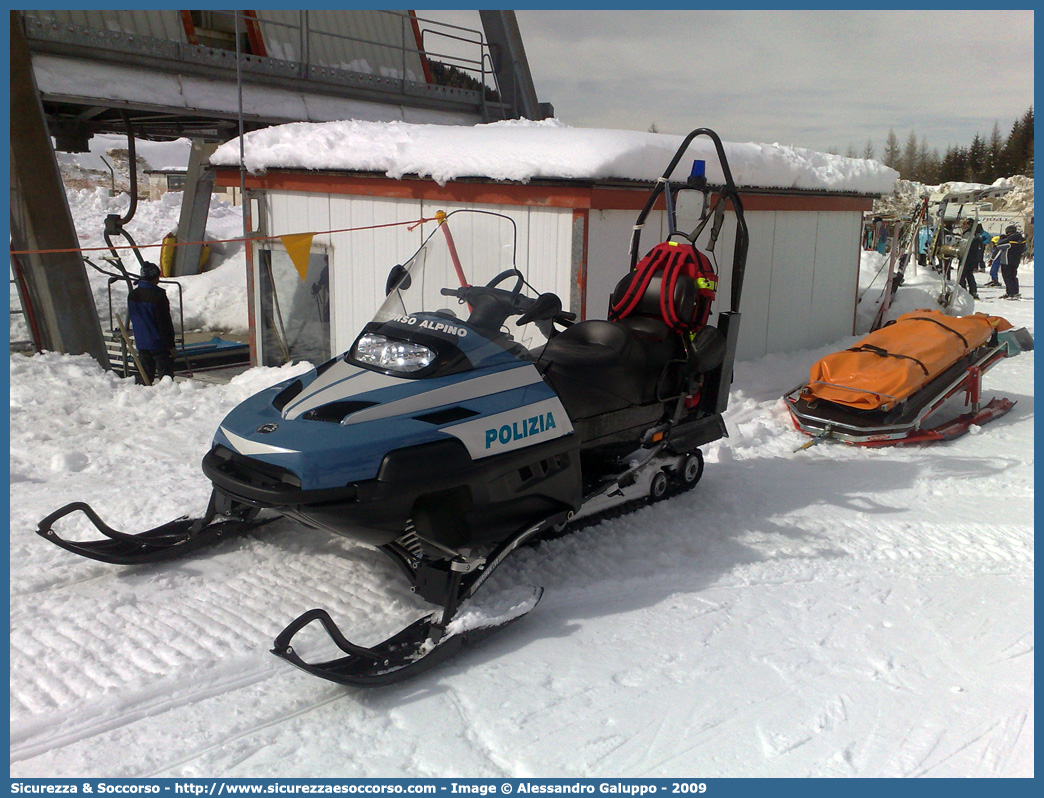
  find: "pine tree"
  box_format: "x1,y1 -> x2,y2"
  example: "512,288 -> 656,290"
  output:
939,145 -> 967,183
1024,106 -> 1034,171
938,147 -> 954,183
987,121 -> 1004,181
967,134 -> 987,182
916,137 -> 933,183
901,130 -> 919,178
1017,106 -> 1034,173
883,129 -> 901,169
845,143 -> 858,158
951,147 -> 969,183
924,148 -> 942,185
866,107 -> 1033,184
1002,107 -> 1034,176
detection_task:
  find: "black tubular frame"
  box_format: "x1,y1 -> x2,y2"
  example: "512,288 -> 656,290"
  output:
627,128 -> 749,316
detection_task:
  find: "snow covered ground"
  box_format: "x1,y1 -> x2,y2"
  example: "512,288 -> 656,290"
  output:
10,187 -> 1033,777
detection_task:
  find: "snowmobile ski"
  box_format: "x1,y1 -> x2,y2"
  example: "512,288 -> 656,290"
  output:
272,588 -> 543,687
270,439 -> 711,687
271,515 -> 556,685
36,491 -> 272,565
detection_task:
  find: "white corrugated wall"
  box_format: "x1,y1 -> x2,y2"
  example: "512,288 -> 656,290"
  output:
584,209 -> 657,320
586,207 -> 862,361
258,188 -> 862,364
257,191 -> 575,361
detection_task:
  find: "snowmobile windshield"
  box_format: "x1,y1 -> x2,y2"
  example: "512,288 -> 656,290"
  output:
369,209 -> 559,359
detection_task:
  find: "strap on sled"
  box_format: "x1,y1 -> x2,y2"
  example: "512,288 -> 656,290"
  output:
845,343 -> 930,376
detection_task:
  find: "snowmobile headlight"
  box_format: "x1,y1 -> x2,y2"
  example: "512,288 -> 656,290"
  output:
354,333 -> 435,372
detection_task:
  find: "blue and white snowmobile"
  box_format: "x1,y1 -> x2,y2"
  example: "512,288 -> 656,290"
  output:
37,129 -> 749,685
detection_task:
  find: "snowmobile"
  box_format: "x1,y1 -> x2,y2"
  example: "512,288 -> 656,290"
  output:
37,128 -> 749,685
785,309 -> 1033,447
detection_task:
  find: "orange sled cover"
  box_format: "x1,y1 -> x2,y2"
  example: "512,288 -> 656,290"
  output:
804,310 -> 1013,411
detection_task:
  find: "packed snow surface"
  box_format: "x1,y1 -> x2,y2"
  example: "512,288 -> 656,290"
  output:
209,118 -> 899,194
10,213 -> 1033,776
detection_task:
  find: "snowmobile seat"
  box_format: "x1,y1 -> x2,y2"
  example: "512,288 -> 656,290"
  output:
537,320 -> 673,419
537,272 -> 693,420
610,272 -> 696,339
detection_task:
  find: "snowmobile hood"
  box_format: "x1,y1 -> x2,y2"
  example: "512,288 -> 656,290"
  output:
212,357 -> 573,492
279,356 -> 552,426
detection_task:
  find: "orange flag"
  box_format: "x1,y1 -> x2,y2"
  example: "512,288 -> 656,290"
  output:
279,233 -> 315,281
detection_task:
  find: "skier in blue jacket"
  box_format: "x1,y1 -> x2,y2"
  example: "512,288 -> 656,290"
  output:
993,226 -> 1028,300
127,262 -> 177,383
916,224 -> 933,267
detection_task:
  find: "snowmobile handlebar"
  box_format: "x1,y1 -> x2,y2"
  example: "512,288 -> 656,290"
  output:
439,285 -> 575,331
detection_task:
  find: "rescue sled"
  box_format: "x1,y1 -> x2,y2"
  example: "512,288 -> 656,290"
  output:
784,309 -> 1033,446
37,128 -> 750,685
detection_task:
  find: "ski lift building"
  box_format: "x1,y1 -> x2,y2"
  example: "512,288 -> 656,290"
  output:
210,128 -> 893,366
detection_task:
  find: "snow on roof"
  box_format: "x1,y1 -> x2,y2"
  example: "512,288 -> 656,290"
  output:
209,118 -> 898,195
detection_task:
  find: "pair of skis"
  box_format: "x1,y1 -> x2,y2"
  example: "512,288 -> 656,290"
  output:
36,495 -> 551,687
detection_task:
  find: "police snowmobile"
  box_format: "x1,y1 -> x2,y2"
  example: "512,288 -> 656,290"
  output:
37,128 -> 749,686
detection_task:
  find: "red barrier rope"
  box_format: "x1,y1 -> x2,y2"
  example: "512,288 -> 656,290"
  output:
9,216 -> 436,257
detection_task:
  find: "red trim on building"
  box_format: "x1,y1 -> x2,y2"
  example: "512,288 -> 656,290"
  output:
735,194 -> 872,213
213,169 -> 875,213
179,11 -> 199,46
217,171 -> 595,208
407,11 -> 435,85
243,11 -> 267,58
572,208 -> 589,320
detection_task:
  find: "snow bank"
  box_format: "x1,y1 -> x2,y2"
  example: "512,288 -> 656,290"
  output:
210,118 -> 898,194
62,188 -> 251,335
56,134 -> 193,193
875,175 -> 1034,221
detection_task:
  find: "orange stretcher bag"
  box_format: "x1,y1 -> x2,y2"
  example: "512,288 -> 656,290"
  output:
803,310 -> 1013,411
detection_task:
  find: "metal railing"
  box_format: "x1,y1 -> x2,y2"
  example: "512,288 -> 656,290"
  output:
23,10 -> 512,118
416,18 -> 504,107
9,275 -> 35,353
